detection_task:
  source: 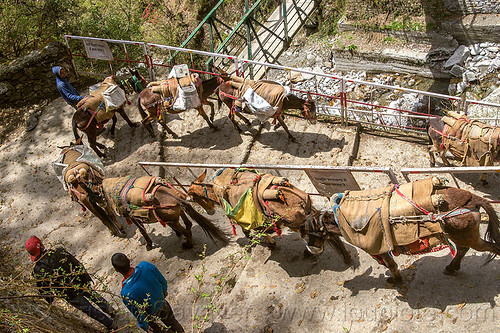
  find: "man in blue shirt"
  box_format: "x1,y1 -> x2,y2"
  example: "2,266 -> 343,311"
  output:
52,66 -> 84,106
111,253 -> 184,333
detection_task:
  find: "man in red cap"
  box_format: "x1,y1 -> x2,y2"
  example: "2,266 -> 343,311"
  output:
26,236 -> 118,331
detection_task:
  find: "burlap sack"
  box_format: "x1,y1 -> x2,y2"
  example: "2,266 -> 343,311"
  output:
442,113 -> 500,166
336,186 -> 394,255
102,176 -> 157,217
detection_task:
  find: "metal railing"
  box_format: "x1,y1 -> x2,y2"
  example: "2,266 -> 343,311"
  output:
64,35 -> 500,132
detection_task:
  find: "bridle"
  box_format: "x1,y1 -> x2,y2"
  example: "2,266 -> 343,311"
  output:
190,182 -> 219,204
305,211 -> 328,239
302,100 -> 316,122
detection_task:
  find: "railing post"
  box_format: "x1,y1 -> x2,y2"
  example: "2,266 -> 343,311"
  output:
245,0 -> 254,79
340,78 -> 346,126
283,1 -> 290,47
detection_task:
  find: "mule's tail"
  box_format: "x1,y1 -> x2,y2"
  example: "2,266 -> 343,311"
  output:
137,96 -> 148,119
477,195 -> 500,263
72,114 -> 82,141
179,200 -> 229,245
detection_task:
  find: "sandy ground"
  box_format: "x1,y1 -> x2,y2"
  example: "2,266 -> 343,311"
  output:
1,89 -> 500,333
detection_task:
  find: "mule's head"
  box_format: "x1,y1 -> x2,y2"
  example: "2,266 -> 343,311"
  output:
187,170 -> 218,215
302,92 -> 317,124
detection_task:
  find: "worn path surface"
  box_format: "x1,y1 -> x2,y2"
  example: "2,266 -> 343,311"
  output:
1,90 -> 499,332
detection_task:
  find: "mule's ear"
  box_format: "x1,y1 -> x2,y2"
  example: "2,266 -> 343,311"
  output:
75,136 -> 83,145
307,92 -> 313,102
195,169 -> 207,183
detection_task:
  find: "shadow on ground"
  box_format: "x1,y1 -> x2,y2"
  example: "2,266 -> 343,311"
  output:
343,254 -> 500,310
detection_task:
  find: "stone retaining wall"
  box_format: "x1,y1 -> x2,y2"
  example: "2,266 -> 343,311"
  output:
0,42 -> 72,107
442,0 -> 500,15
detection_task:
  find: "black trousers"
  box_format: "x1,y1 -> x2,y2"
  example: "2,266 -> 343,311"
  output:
67,291 -> 113,328
148,300 -> 184,333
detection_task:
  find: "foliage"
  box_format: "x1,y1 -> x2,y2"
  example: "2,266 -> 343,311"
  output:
347,44 -> 357,52
190,218 -> 276,332
317,0 -> 346,36
0,241 -> 131,332
0,0 -> 79,61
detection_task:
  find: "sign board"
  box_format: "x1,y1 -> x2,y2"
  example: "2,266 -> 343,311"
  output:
305,169 -> 360,197
83,40 -> 114,61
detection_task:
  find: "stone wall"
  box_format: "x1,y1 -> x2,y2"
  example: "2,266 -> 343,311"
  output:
442,0 -> 500,15
0,42 -> 73,107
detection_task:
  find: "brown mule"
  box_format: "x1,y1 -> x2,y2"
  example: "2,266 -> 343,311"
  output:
217,76 -> 317,142
137,73 -> 230,138
428,115 -> 500,185
187,169 -> 351,262
320,184 -> 500,284
72,76 -> 139,157
100,176 -> 229,251
54,139 -> 126,237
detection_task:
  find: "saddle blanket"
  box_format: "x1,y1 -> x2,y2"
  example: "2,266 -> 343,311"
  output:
77,77 -> 127,123
230,75 -> 290,120
102,176 -> 158,218
333,177 -> 446,255
149,72 -> 202,112
441,111 -> 500,166
213,168 -> 305,230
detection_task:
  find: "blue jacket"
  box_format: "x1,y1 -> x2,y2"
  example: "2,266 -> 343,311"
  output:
52,66 -> 83,105
121,261 -> 168,331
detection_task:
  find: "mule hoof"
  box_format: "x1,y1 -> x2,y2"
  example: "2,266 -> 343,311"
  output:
132,122 -> 140,128
386,276 -> 403,284
116,229 -> 127,238
289,136 -> 297,143
171,133 -> 179,139
481,180 -> 489,187
182,242 -> 194,249
146,244 -> 153,251
343,255 -> 352,265
174,231 -> 182,237
265,242 -> 277,250
303,248 -> 315,257
443,266 -> 458,275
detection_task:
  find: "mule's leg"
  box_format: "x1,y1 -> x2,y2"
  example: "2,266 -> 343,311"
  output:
86,127 -> 106,158
102,202 -> 126,238
158,117 -> 178,138
480,173 -> 488,186
439,150 -> 452,166
378,253 -> 403,284
175,211 -> 193,249
444,246 -> 469,275
197,106 -> 217,130
229,112 -> 243,132
109,115 -> 117,137
276,115 -> 296,142
116,107 -> 139,128
140,107 -> 157,138
428,145 -> 437,167
204,100 -> 216,122
164,220 -> 193,249
81,198 -> 121,236
129,217 -> 154,251
234,111 -> 252,127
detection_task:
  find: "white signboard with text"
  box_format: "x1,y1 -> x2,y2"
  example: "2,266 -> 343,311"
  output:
305,169 -> 360,197
83,40 -> 114,61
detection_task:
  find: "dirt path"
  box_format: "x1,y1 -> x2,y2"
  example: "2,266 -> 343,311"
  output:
1,91 -> 499,333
